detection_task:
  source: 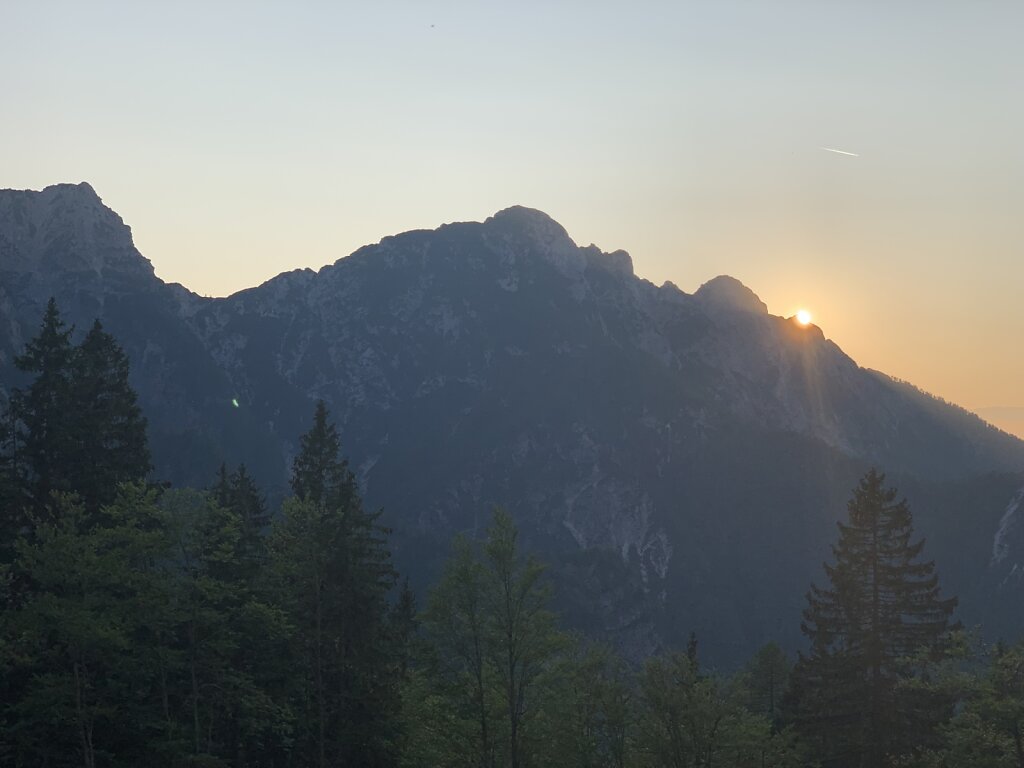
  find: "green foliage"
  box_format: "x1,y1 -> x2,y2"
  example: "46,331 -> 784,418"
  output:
738,642 -> 791,731
909,639 -> 1024,768
636,650 -> 804,768
415,535 -> 499,767
534,642 -> 634,768
484,509 -> 567,768
2,383 -> 409,766
160,488 -> 291,763
1,486 -> 171,766
416,508 -> 568,768
398,666 -> 483,768
0,484 -> 293,767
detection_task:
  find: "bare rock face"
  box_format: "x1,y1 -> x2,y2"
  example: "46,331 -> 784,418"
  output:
0,182 -> 155,297
1,183 -> 1022,663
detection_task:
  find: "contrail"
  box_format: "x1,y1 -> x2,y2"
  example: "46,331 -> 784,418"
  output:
819,146 -> 859,157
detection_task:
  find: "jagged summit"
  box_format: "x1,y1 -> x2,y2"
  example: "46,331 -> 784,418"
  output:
694,274 -> 769,314
0,182 -> 155,296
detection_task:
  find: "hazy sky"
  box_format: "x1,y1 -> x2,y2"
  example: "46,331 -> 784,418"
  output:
3,1 -> 1022,421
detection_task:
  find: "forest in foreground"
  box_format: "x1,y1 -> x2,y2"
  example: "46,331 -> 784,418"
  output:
2,301 -> 1023,768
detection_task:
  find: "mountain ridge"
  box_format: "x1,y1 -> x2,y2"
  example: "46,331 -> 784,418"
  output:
2,182 -> 1023,663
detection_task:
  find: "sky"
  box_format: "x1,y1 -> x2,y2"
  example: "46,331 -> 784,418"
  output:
3,1 -> 1022,430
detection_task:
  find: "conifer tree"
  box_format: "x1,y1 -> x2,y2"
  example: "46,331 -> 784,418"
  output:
290,399 -> 352,509
9,298 -> 77,519
68,319 -> 150,515
3,304 -> 149,524
791,469 -> 958,767
212,462 -> 270,579
270,400 -> 398,767
160,488 -> 290,764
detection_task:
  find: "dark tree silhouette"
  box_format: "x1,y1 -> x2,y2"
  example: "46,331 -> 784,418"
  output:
791,469 -> 958,767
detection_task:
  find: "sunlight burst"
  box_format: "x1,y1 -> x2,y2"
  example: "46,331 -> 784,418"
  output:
796,309 -> 812,326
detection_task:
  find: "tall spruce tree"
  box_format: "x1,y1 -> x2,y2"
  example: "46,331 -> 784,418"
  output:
270,400 -> 398,767
68,319 -> 150,515
8,298 -> 77,520
791,468 -> 958,767
290,400 -> 353,510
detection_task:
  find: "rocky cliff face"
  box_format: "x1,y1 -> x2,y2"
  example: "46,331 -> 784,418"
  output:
2,183 -> 1022,663
0,182 -> 151,363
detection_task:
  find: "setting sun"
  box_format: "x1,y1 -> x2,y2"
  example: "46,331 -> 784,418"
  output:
796,309 -> 812,326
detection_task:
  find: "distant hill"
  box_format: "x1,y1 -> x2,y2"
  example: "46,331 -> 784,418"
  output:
2,182 -> 1022,664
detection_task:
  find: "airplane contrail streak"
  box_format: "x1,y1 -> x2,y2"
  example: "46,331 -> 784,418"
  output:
819,146 -> 859,157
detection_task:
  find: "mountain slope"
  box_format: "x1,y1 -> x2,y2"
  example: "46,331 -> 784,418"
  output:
2,183 -> 1022,663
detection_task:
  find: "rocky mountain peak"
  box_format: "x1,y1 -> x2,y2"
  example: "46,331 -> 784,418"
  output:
40,180 -> 101,202
0,182 -> 156,299
482,206 -> 634,279
33,182 -> 121,234
483,205 -> 577,257
486,205 -> 571,240
694,275 -> 769,314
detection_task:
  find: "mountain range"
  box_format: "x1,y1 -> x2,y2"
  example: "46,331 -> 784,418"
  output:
2,182 -> 1022,665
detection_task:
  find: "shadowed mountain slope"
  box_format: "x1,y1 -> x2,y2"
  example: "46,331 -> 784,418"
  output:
2,184 -> 1022,663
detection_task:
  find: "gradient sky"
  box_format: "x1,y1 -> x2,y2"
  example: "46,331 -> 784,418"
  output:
3,1 -> 1022,427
